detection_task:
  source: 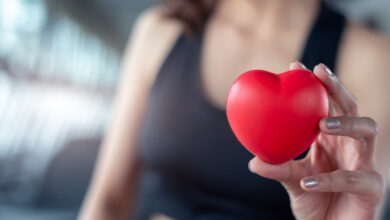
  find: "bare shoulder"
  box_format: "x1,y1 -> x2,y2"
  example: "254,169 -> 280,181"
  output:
337,21 -> 390,120
337,22 -> 390,180
132,6 -> 182,40
338,21 -> 390,82
122,6 -> 182,85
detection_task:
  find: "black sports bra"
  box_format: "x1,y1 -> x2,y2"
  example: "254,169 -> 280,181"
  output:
133,2 -> 345,219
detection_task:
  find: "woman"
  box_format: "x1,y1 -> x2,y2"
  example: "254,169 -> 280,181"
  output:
80,0 -> 390,219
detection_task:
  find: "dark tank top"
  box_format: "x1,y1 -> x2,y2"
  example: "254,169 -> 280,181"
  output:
133,2 -> 345,220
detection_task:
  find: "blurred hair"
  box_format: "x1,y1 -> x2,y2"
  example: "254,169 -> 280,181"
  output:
163,0 -> 219,35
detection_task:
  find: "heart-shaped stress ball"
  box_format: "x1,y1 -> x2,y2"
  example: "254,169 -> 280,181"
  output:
226,69 -> 329,164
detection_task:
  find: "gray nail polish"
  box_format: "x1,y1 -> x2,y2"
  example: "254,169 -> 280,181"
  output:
326,118 -> 341,129
300,62 -> 308,70
303,177 -> 318,188
325,66 -> 334,76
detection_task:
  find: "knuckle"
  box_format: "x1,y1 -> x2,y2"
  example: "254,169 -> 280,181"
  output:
368,118 -> 379,136
344,118 -> 355,131
323,172 -> 335,187
370,171 -> 386,198
343,171 -> 360,185
365,117 -> 379,136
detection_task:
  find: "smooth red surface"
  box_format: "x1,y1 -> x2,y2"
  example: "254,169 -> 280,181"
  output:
226,69 -> 329,164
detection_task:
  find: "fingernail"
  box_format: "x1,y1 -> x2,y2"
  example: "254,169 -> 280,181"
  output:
302,177 -> 318,188
299,61 -> 308,70
326,118 -> 341,129
325,66 -> 334,76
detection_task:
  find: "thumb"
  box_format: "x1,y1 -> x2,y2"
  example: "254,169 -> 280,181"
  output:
249,157 -> 306,196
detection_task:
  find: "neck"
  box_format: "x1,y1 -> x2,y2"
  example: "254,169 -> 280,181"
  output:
214,0 -> 319,35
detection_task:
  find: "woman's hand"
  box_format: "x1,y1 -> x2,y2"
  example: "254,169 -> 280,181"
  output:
249,62 -> 385,220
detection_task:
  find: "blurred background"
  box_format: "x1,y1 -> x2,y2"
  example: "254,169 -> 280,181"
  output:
0,0 -> 389,219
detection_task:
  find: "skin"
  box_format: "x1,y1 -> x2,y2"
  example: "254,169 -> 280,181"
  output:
79,0 -> 390,219
250,62 -> 385,220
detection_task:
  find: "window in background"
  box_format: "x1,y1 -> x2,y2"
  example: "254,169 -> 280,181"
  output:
0,0 -> 120,205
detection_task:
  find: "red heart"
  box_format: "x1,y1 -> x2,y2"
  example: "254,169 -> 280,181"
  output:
226,69 -> 329,164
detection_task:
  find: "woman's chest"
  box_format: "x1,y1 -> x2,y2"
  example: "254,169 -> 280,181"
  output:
198,28 -> 306,110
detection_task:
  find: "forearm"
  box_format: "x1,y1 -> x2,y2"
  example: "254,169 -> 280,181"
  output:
79,168 -> 140,220
79,196 -> 130,220
79,153 -> 141,220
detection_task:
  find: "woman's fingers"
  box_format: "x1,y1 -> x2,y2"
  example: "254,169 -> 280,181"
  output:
289,62 -> 358,116
249,157 -> 308,196
289,60 -> 308,70
313,64 -> 359,116
319,116 -> 378,143
249,157 -> 292,182
249,157 -> 306,183
300,170 -> 385,198
318,116 -> 378,163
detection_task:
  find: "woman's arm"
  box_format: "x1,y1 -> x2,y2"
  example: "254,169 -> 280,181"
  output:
78,7 -> 182,220
337,23 -> 390,218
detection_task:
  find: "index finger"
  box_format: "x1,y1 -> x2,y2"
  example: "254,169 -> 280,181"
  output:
313,64 -> 359,116
289,60 -> 308,71
249,157 -> 307,197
